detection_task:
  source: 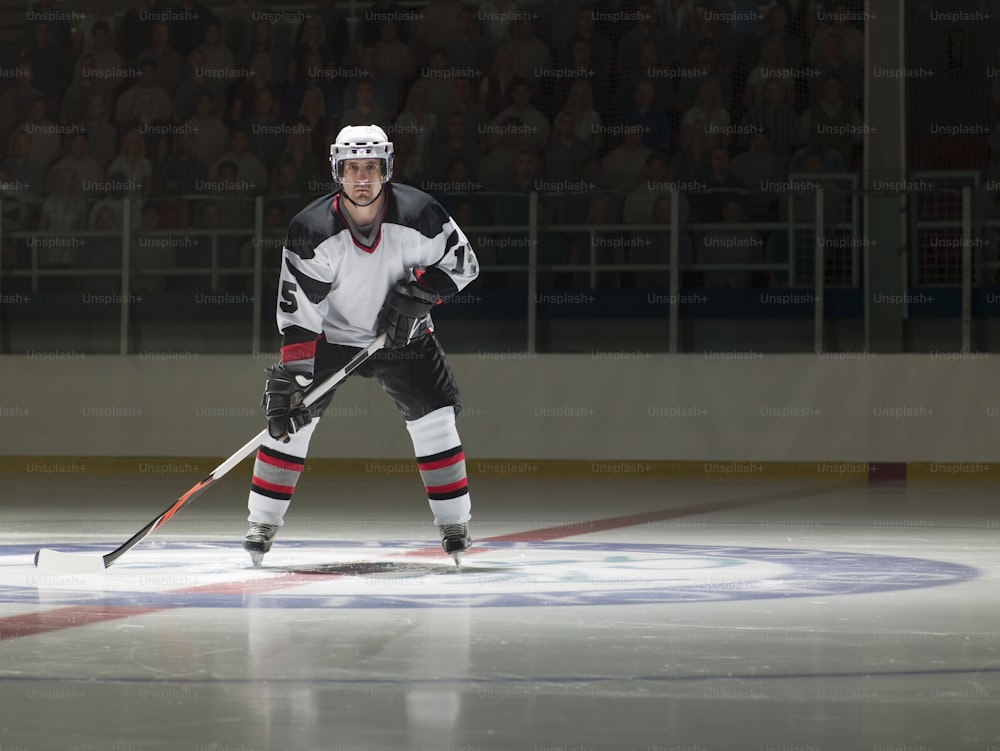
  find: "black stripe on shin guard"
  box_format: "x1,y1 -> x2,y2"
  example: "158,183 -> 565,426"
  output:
250,482 -> 294,501
427,482 -> 469,501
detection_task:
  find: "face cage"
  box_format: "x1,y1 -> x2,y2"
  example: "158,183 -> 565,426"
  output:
330,156 -> 393,186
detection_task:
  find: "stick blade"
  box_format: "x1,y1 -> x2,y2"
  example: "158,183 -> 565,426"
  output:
34,548 -> 108,574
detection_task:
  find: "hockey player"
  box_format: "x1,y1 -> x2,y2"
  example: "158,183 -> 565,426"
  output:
243,124 -> 479,567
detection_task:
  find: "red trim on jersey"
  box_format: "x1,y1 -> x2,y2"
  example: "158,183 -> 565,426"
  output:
418,451 -> 466,471
333,191 -> 385,254
352,228 -> 382,254
251,477 -> 297,495
281,339 -> 318,364
257,452 -> 304,472
424,479 -> 469,494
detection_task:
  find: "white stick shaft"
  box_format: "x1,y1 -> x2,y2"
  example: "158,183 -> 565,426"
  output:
32,334 -> 387,571
211,428 -> 268,479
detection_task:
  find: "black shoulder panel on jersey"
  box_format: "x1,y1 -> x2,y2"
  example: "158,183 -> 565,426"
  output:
384,183 -> 451,240
439,229 -> 461,265
285,258 -> 332,303
284,193 -> 343,260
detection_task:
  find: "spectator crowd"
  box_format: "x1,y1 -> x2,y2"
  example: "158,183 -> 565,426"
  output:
0,0 -> 871,291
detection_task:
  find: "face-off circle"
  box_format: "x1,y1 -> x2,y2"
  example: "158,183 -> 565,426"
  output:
0,541 -> 978,609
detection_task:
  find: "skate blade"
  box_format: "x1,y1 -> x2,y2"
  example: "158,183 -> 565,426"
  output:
451,551 -> 463,567
249,551 -> 265,568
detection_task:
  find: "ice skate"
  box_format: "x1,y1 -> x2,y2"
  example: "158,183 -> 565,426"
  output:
438,523 -> 471,567
243,523 -> 278,567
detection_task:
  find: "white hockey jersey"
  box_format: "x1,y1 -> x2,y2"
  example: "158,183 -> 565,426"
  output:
275,183 -> 479,359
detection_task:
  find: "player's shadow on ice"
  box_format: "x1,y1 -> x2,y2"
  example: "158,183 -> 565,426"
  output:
275,561 -> 509,576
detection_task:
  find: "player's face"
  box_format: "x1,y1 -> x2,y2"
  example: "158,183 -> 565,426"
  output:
341,159 -> 385,202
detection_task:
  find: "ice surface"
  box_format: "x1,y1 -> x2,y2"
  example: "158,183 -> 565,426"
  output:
1,475 -> 999,751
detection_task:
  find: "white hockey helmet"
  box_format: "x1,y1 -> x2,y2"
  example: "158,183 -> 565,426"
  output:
330,124 -> 394,183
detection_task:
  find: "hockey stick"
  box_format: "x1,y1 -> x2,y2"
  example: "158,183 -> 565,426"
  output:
34,334 -> 387,573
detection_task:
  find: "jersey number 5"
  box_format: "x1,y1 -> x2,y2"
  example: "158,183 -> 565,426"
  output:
279,281 -> 298,313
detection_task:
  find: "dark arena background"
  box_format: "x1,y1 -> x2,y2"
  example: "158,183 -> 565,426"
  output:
2,1 -> 1000,750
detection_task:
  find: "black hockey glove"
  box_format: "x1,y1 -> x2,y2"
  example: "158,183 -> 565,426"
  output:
376,279 -> 440,349
261,364 -> 313,442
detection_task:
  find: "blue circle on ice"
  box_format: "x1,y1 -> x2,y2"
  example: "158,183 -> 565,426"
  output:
0,541 -> 979,608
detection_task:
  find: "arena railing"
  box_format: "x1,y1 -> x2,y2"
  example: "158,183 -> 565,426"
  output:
0,177 -> 873,355
906,171 -> 985,353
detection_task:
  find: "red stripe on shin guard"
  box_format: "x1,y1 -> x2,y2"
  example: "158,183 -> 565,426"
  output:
425,478 -> 468,495
418,451 -> 466,471
252,477 -> 296,495
258,451 -> 304,472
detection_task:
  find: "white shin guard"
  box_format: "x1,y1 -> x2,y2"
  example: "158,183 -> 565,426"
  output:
406,406 -> 471,526
247,418 -> 320,526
